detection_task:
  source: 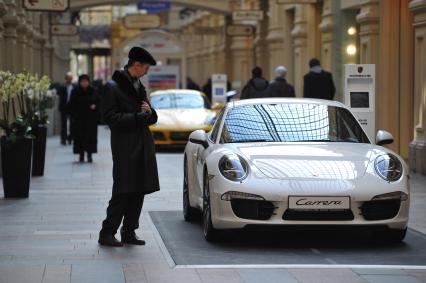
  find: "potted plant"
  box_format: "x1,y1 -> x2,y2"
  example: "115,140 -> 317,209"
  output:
25,75 -> 52,176
0,71 -> 34,198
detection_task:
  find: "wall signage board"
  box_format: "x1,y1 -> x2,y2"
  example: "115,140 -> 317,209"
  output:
226,25 -> 254,36
141,65 -> 180,92
276,0 -> 317,3
51,24 -> 78,36
232,10 -> 264,21
23,0 -> 69,12
123,14 -> 161,29
137,1 -> 171,13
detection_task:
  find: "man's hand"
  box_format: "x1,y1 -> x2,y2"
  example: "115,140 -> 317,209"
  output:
141,101 -> 151,113
90,104 -> 96,110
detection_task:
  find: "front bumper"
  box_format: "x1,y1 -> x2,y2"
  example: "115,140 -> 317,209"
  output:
209,176 -> 409,230
151,126 -> 212,145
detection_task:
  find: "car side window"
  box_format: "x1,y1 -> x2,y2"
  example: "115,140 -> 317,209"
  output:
209,109 -> 225,143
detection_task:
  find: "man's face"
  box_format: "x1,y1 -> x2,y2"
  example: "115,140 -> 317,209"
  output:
134,62 -> 150,78
65,75 -> 73,84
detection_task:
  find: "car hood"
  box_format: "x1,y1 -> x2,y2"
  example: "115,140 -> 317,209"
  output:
150,108 -> 215,130
232,143 -> 375,180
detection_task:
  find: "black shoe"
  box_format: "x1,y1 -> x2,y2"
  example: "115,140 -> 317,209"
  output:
121,232 -> 146,245
87,153 -> 93,163
79,154 -> 84,162
98,235 -> 123,247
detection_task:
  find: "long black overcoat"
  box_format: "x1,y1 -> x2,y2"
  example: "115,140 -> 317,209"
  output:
68,86 -> 99,154
303,70 -> 336,100
102,70 -> 160,195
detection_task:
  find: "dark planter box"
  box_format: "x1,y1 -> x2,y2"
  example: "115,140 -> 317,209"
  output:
1,137 -> 33,198
32,125 -> 47,176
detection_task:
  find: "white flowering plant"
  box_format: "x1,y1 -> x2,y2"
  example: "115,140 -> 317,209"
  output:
0,71 -> 52,141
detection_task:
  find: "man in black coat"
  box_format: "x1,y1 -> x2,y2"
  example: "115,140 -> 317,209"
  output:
57,72 -> 75,145
240,66 -> 270,99
268,65 -> 295,98
303,58 -> 336,100
99,47 -> 160,247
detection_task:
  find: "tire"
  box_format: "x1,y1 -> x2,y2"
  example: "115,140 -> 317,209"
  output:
203,169 -> 220,242
373,227 -> 407,243
183,156 -> 199,221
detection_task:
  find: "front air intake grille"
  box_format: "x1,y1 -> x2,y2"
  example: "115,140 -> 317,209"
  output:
152,132 -> 166,141
360,199 -> 401,220
282,210 -> 354,221
231,199 -> 275,220
170,132 -> 191,141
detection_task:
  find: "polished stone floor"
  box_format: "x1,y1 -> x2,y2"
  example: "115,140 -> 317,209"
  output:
0,127 -> 425,283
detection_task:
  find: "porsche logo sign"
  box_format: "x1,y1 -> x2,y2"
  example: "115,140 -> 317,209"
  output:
23,0 -> 69,12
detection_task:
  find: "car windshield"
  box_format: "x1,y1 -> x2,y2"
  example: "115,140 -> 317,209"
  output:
150,93 -> 210,109
221,103 -> 370,144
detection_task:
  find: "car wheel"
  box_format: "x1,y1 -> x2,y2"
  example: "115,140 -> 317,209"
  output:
183,156 -> 199,221
203,170 -> 219,242
373,227 -> 407,243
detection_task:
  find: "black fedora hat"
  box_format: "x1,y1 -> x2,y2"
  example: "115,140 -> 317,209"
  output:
128,46 -> 157,66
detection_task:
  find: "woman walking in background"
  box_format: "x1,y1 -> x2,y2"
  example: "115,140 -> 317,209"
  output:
68,74 -> 99,163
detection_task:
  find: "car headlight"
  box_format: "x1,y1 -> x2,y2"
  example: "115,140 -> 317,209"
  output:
218,155 -> 249,181
374,154 -> 403,182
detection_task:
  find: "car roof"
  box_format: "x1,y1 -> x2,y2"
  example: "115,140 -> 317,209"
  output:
150,89 -> 206,97
229,98 -> 347,109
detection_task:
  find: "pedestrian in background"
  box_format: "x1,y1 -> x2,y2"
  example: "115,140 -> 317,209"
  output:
186,77 -> 200,91
240,66 -> 269,99
68,74 -> 99,163
303,58 -> 335,100
268,66 -> 295,98
202,78 -> 212,102
57,72 -> 75,145
99,47 -> 159,247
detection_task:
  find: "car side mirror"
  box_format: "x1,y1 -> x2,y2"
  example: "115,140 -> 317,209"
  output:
376,130 -> 394,146
189,130 -> 209,149
226,90 -> 237,98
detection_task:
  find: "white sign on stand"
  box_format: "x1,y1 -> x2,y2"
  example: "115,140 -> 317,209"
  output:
211,74 -> 228,104
344,64 -> 375,141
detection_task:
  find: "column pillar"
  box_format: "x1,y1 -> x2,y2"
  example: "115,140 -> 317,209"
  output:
15,1 -> 28,72
32,13 -> 43,76
319,0 -> 333,71
409,0 -> 426,174
291,5 -> 308,97
255,0 -> 269,76
25,12 -> 34,73
0,0 -> 8,70
266,0 -> 285,80
356,0 -> 380,64
3,0 -> 19,72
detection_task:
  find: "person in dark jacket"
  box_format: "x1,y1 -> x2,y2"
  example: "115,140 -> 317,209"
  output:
68,75 -> 99,163
57,72 -> 75,145
240,66 -> 269,99
186,77 -> 200,91
202,78 -> 212,102
268,65 -> 295,98
99,47 -> 159,247
303,58 -> 336,100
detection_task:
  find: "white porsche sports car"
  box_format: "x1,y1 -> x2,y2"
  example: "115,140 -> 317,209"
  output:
183,98 -> 409,242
